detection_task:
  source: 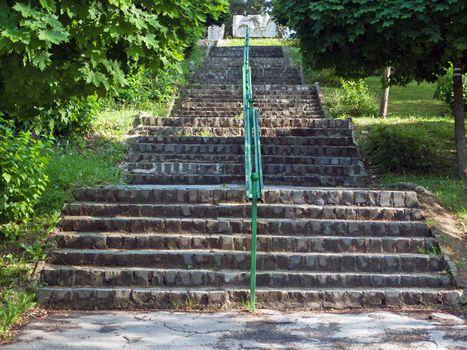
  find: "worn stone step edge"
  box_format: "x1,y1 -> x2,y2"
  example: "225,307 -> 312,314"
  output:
128,154 -> 361,165
71,187 -> 420,208
63,203 -> 423,221
41,266 -> 451,289
127,174 -> 368,187
49,249 -> 445,273
36,287 -> 462,310
52,232 -> 435,253
58,217 -> 430,236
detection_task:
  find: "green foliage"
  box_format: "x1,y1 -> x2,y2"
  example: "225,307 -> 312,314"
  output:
0,0 -> 228,131
28,95 -> 102,137
0,120 -> 50,224
39,139 -> 125,215
434,66 -> 467,107
112,44 -> 206,108
361,125 -> 441,174
382,175 -> 467,220
272,0 -> 467,84
0,291 -> 35,340
326,80 -> 378,118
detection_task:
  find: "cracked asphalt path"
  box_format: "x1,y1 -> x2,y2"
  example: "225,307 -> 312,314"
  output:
3,310 -> 466,349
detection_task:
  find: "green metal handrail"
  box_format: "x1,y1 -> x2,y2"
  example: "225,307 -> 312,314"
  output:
242,27 -> 263,311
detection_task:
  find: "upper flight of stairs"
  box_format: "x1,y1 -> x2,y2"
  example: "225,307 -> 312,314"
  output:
37,44 -> 461,310
128,46 -> 367,187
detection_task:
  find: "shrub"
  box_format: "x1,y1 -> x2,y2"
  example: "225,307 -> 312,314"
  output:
0,120 -> 50,224
326,79 -> 378,118
434,66 -> 467,108
114,67 -> 178,107
28,95 -> 101,137
305,67 -> 341,87
0,291 -> 35,340
361,125 -> 442,174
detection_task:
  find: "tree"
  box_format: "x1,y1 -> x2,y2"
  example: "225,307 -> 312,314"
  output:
0,0 -> 228,129
379,67 -> 391,118
273,0 -> 466,179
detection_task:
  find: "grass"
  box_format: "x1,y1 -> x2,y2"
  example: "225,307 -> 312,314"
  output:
319,71 -> 465,221
365,77 -> 449,117
381,175 -> 466,220
344,79 -> 466,222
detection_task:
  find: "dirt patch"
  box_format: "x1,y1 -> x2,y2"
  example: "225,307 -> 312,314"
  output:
418,193 -> 467,287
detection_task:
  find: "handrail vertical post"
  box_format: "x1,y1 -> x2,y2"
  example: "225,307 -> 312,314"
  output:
250,172 -> 259,310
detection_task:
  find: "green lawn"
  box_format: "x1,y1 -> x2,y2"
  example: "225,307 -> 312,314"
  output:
346,78 -> 466,221
365,77 -> 448,117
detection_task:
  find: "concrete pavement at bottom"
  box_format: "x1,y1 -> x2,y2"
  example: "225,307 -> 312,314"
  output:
3,309 -> 466,350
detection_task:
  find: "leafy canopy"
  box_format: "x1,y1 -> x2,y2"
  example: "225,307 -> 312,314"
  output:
272,0 -> 466,84
0,0 -> 228,122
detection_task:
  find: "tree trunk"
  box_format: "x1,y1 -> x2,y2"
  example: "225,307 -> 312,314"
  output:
452,57 -> 466,179
379,67 -> 391,118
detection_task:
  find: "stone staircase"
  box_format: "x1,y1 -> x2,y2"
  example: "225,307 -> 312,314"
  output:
37,45 -> 461,310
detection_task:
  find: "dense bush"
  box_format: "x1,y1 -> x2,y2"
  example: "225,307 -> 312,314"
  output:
0,120 -> 50,224
115,67 -> 177,106
326,80 -> 378,118
28,95 -> 101,137
361,125 -> 441,174
434,66 -> 467,108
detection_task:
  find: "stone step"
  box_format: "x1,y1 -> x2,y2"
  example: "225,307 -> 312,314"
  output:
177,101 -> 319,109
171,111 -> 323,119
193,78 -> 303,85
180,84 -> 315,94
129,147 -> 360,159
139,117 -> 345,130
193,77 -> 302,85
53,232 -> 433,254
179,95 -> 317,102
128,153 -> 361,165
195,68 -> 300,76
205,56 -> 286,64
130,142 -> 357,154
59,216 -> 430,237
200,64 -> 291,70
72,187 -> 419,208
195,71 -> 301,79
126,173 -> 368,187
48,249 -> 445,273
173,107 -> 320,114
63,203 -> 422,221
209,48 -> 284,58
133,126 -> 353,138
133,134 -> 354,146
126,162 -> 364,177
36,286 -> 462,310
42,265 -> 450,289
136,118 -> 347,130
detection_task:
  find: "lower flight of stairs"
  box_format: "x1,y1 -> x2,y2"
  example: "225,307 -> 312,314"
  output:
37,186 -> 461,310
